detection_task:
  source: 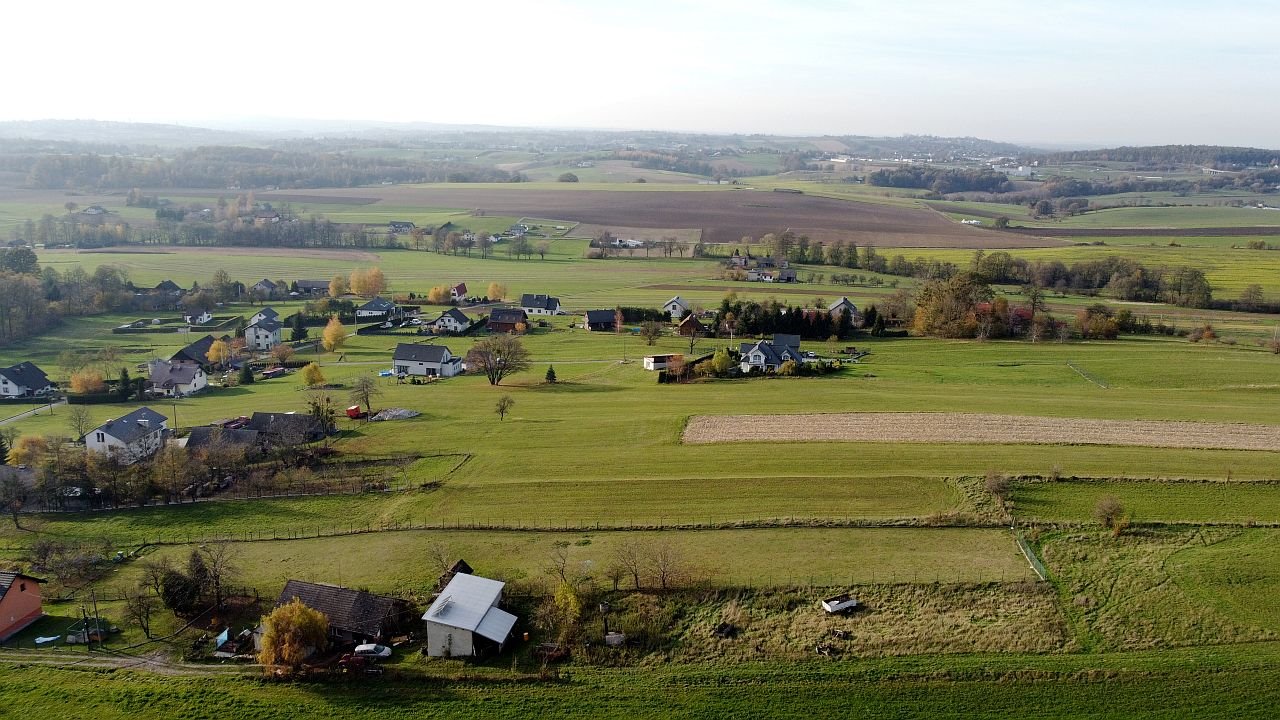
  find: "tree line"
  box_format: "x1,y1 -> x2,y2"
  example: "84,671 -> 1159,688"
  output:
867,166 -> 1014,194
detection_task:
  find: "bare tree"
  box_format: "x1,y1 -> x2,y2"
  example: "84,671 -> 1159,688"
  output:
199,542 -> 239,609
124,584 -> 158,638
614,539 -> 645,590
139,557 -> 175,597
349,376 -> 383,416
0,470 -> 25,529
649,542 -> 682,590
426,541 -> 452,577
466,335 -> 531,386
1094,496 -> 1125,530
495,395 -> 514,421
66,405 -> 94,441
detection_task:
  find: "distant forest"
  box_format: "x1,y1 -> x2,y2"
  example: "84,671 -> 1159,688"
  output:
867,167 -> 1014,193
1030,145 -> 1280,170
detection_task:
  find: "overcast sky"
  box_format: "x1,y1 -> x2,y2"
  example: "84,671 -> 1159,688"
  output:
4,0 -> 1277,147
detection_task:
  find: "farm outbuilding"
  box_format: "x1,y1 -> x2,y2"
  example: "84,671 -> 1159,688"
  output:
422,573 -> 518,658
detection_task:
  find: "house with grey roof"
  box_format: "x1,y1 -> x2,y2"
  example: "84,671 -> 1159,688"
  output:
245,318 -> 283,351
273,580 -> 412,646
583,309 -> 618,332
393,343 -> 461,378
520,293 -> 563,316
147,360 -> 207,397
431,308 -> 472,335
422,573 -> 518,657
662,296 -> 690,318
828,297 -> 859,321
84,407 -> 168,464
0,362 -> 56,398
739,339 -> 805,373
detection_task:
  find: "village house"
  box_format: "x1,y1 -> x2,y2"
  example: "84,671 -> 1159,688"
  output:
676,314 -> 708,338
248,307 -> 280,326
153,279 -> 184,297
432,308 -> 472,335
245,318 -> 283,351
393,343 -> 462,378
147,360 -> 208,397
487,308 -> 528,334
182,426 -> 261,456
0,362 -> 56,398
738,339 -> 805,373
251,279 -> 278,298
828,296 -> 859,322
293,279 -> 330,297
272,580 -> 413,647
583,310 -> 618,332
183,309 -> 214,325
253,210 -> 281,226
450,282 -> 468,302
520,293 -> 563,316
170,334 -> 228,367
245,412 -> 329,447
388,221 -> 416,233
643,353 -> 683,371
422,573 -> 518,658
0,572 -> 46,642
357,296 -> 401,320
663,296 -> 690,318
84,407 -> 169,464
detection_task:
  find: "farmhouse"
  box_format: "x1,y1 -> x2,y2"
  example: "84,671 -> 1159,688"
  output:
245,318 -> 283,351
393,343 -> 462,378
0,362 -> 55,398
294,279 -> 330,297
739,340 -> 804,373
663,296 -> 690,318
432,308 -> 472,335
251,279 -> 278,297
274,580 -> 412,646
450,282 -> 468,302
388,221 -> 416,233
253,211 -> 281,225
245,412 -> 328,446
0,572 -> 46,642
147,360 -> 208,397
84,407 -> 169,464
583,310 -> 617,332
422,573 -> 518,658
521,293 -> 564,316
676,314 -> 708,337
183,426 -> 261,454
488,308 -> 528,334
183,310 -> 214,325
357,296 -> 401,320
153,279 -> 184,296
170,335 -> 227,367
828,296 -> 859,321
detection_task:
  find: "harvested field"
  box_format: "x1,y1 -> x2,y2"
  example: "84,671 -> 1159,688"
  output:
682,412 -> 1280,451
78,245 -> 382,262
260,187 -> 1064,248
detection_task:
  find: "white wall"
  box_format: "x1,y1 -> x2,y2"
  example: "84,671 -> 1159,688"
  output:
424,620 -> 474,657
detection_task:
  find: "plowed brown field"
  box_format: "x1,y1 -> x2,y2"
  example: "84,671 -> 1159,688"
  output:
682,412 -> 1280,451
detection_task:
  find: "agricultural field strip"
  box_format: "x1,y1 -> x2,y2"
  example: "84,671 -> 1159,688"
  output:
683,412 -> 1280,451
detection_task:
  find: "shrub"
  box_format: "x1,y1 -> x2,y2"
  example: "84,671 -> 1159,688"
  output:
1093,495 -> 1125,529
984,470 -> 1010,499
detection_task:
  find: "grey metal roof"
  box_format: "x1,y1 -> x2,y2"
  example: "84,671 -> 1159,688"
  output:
255,307 -> 280,320
584,310 -> 616,324
393,343 -> 453,363
148,361 -> 202,388
248,319 -> 282,332
0,361 -> 52,391
359,296 -> 395,311
277,580 -> 402,639
437,308 -> 471,325
171,334 -> 217,365
772,334 -> 801,350
422,573 -> 506,634
93,407 -> 167,444
520,294 -> 559,311
828,296 -> 858,313
488,308 -> 527,324
185,426 -> 259,450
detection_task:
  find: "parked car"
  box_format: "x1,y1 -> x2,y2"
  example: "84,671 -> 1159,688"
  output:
353,643 -> 392,659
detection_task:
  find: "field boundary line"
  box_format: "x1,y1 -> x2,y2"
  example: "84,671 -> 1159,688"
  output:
1066,361 -> 1109,389
1014,531 -> 1049,581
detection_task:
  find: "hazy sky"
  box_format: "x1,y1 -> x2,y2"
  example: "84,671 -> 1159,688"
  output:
4,0 -> 1277,146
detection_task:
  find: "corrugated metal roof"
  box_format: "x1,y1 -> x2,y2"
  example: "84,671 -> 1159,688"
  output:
422,573 -> 505,632
475,607 -> 518,643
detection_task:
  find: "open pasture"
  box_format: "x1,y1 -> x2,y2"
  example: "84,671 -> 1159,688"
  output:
1011,480 -> 1280,525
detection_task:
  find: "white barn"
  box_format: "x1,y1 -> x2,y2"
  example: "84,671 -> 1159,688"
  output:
422,573 -> 518,657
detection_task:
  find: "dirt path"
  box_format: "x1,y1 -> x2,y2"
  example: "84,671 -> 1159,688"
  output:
682,412 -> 1280,451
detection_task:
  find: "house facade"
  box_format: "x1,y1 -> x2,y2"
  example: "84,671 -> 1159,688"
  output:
828,297 -> 859,321
393,343 -> 461,378
357,296 -> 399,320
520,294 -> 563,316
184,310 -> 213,325
251,279 -> 278,298
245,319 -> 283,351
738,340 -> 805,373
676,314 -> 707,338
0,362 -> 56,398
432,308 -> 472,335
422,573 -> 518,658
488,308 -> 528,334
147,360 -> 208,397
450,282 -> 468,302
0,572 -> 45,642
84,407 -> 169,464
662,296 -> 690,318
583,310 -> 617,332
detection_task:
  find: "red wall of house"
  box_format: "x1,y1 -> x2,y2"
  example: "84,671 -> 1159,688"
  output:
0,579 -> 43,641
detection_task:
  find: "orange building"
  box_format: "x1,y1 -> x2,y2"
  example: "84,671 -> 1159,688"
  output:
0,572 -> 45,642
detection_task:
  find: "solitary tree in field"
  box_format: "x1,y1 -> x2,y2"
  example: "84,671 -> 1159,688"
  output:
1023,283 -> 1047,327
0,471 -> 26,529
639,321 -> 664,346
66,404 -> 93,441
123,584 -> 157,639
545,365 -> 557,384
321,317 -> 347,353
350,376 -> 382,416
1094,495 -> 1125,530
465,335 -> 531,386
495,395 -> 514,421
535,241 -> 550,260
258,598 -> 329,676
270,344 -> 296,365
301,362 -> 325,387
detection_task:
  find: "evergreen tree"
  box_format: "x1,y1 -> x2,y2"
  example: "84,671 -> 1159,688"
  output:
290,313 -> 308,342
118,368 -> 133,402
545,365 -> 557,384
238,364 -> 255,385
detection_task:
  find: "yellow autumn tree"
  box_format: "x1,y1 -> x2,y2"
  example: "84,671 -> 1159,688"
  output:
257,598 -> 329,676
9,436 -> 50,466
301,362 -> 325,387
365,267 -> 386,296
328,275 -> 348,298
427,285 -> 450,304
206,339 -> 232,367
321,317 -> 346,352
69,369 -> 106,394
487,282 -> 507,301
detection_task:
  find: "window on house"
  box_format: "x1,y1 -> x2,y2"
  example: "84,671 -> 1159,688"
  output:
96,432 -> 105,443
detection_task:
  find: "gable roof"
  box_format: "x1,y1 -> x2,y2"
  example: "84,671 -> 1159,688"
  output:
772,333 -> 801,350
0,361 -> 52,390
451,282 -> 467,295
393,343 -> 452,363
739,341 -> 803,366
0,572 -> 46,602
255,307 -> 280,320
247,319 -> 282,332
359,296 -> 395,312
154,280 -> 182,293
665,296 -> 688,309
436,308 -> 471,325
185,426 -> 259,451
489,308 -> 527,324
92,407 -> 167,444
254,279 -> 277,289
584,309 -> 616,325
295,279 -> 329,290
423,573 -> 516,643
245,412 -> 324,441
171,334 -> 217,365
148,361 -> 203,388
677,314 -> 707,331
520,294 -> 560,311
277,580 -> 401,638
828,296 -> 858,313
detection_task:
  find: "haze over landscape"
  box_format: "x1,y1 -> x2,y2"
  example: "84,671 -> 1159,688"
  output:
4,0 -> 1278,146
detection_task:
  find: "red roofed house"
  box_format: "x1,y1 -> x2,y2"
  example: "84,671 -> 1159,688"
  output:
450,282 -> 468,302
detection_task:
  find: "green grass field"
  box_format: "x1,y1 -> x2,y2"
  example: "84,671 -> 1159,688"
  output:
1012,481 -> 1280,525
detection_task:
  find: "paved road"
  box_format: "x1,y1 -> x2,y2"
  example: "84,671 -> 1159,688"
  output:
0,400 -> 64,426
